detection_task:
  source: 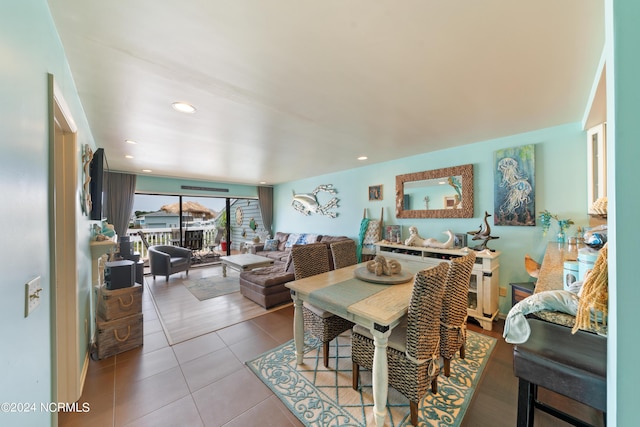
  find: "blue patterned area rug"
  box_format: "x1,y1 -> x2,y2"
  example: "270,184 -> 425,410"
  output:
247,330 -> 496,427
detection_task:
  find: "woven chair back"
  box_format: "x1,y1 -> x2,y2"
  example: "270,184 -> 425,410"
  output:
406,262 -> 449,362
291,243 -> 331,280
330,240 -> 358,269
440,252 -> 477,357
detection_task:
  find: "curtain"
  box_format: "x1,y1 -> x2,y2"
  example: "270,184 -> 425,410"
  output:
257,186 -> 273,238
105,172 -> 137,238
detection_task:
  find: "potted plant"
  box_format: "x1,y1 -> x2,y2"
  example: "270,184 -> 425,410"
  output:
217,211 -> 231,251
220,234 -> 229,251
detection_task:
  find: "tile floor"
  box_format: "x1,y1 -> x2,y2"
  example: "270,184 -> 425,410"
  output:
59,282 -> 302,427
59,275 -> 603,427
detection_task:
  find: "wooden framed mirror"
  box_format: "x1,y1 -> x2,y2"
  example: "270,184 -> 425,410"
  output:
395,164 -> 474,218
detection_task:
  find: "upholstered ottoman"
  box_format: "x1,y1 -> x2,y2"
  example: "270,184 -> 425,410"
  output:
239,264 -> 294,309
513,319 -> 606,426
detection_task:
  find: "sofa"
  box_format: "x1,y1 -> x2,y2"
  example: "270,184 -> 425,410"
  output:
239,232 -> 352,308
148,245 -> 192,281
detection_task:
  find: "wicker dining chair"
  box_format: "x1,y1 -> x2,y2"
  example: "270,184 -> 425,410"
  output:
330,239 -> 358,269
440,251 -> 476,377
351,262 -> 449,426
291,243 -> 355,368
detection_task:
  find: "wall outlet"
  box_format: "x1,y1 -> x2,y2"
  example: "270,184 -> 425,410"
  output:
25,276 -> 43,317
499,287 -> 507,297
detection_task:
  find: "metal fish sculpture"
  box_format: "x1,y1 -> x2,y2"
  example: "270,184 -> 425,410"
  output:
291,184 -> 339,218
467,211 -> 499,251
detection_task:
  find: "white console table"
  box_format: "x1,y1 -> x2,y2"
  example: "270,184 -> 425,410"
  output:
374,242 -> 500,330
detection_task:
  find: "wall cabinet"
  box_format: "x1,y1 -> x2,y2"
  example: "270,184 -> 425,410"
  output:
375,242 -> 500,330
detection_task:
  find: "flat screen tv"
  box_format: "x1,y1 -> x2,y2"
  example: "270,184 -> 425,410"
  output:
89,148 -> 105,220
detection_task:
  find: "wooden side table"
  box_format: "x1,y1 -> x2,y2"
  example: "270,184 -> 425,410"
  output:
510,282 -> 536,307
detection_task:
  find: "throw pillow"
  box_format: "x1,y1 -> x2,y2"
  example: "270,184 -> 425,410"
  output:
302,233 -> 319,244
285,233 -> 301,248
285,233 -> 319,248
263,239 -> 279,251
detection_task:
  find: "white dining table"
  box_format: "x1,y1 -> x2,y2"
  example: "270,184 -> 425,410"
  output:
285,262 -> 415,427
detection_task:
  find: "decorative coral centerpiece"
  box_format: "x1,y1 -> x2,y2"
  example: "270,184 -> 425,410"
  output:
366,255 -> 402,277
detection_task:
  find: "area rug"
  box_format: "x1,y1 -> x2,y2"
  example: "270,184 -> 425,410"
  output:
183,275 -> 240,301
247,330 -> 496,427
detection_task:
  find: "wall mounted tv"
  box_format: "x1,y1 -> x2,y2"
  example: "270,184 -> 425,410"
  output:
89,148 -> 106,220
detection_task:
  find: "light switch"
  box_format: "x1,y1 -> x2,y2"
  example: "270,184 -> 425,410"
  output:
25,276 -> 42,317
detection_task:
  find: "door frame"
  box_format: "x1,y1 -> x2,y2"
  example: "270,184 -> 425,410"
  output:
49,74 -> 83,403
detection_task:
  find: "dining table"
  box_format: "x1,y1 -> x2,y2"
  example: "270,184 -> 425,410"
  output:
285,262 -> 417,427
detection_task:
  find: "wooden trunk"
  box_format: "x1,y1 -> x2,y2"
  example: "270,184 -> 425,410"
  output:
96,313 -> 143,359
97,283 -> 142,321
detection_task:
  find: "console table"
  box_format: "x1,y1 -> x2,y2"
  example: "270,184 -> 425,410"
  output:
375,242 -> 500,330
534,242 -> 607,335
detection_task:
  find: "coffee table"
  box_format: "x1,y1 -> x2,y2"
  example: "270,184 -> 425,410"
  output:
220,254 -> 274,277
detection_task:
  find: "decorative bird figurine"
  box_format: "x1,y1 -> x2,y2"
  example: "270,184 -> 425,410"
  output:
467,211 -> 499,251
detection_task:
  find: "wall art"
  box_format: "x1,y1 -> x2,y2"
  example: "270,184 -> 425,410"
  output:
493,144 -> 535,226
384,225 -> 401,243
368,185 -> 383,201
81,144 -> 93,216
291,184 -> 339,218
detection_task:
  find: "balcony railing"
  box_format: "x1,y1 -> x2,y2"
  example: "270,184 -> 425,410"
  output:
124,226 -> 220,260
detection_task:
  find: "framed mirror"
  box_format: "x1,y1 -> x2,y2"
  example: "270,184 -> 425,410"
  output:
395,164 -> 474,218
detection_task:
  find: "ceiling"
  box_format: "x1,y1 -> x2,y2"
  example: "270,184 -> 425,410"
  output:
48,1 -> 604,186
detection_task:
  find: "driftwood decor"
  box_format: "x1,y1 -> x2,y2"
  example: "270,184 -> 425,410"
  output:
395,164 -> 474,219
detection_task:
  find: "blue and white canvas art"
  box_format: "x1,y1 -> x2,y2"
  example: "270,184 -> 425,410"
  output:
494,144 -> 535,226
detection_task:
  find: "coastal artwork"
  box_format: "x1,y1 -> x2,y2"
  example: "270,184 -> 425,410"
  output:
493,144 -> 535,226
384,225 -> 401,243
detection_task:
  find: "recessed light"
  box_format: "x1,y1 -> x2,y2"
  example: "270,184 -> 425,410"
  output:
125,155 -> 134,159
357,156 -> 368,161
259,181 -> 267,185
125,139 -> 137,144
172,102 -> 196,114
142,169 -> 152,173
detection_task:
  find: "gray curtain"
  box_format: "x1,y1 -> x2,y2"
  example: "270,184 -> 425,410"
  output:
105,172 -> 137,238
257,186 -> 273,238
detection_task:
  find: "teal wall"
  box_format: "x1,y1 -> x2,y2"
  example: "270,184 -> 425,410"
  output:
0,1 -> 97,426
606,0 -> 639,425
274,123 -> 587,316
136,174 -> 258,199
1,1 -> 628,425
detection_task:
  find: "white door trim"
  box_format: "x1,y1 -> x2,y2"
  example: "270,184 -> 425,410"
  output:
49,74 -> 82,403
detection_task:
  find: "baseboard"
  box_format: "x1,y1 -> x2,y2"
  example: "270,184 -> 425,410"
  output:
79,349 -> 90,398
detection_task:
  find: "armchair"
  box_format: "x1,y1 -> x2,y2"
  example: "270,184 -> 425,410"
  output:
148,245 -> 192,282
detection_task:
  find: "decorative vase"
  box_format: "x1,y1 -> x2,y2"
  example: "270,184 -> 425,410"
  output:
557,231 -> 566,244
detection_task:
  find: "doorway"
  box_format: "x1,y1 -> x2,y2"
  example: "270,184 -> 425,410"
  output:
50,74 -> 82,403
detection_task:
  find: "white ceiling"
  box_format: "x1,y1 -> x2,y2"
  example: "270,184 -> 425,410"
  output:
48,1 -> 604,186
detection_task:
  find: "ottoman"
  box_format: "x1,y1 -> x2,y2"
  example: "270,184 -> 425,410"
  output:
239,264 -> 294,309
